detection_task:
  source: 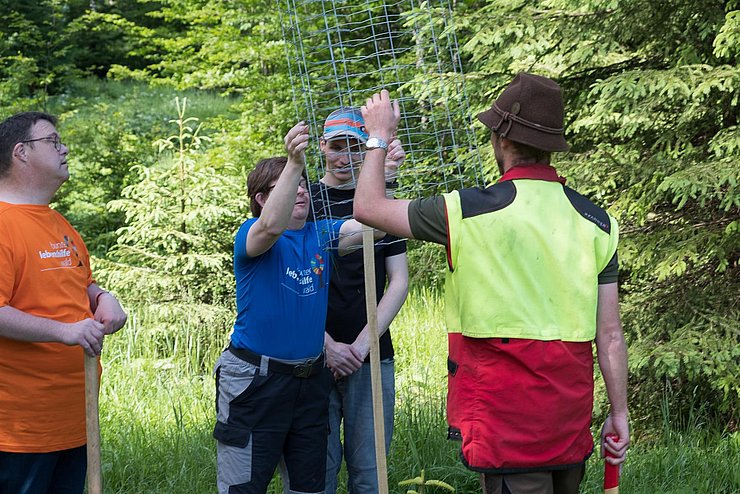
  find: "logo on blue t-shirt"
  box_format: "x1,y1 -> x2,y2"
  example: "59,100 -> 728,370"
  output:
284,252 -> 325,295
311,253 -> 325,287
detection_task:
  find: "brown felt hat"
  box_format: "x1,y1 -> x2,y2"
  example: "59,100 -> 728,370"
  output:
477,72 -> 569,152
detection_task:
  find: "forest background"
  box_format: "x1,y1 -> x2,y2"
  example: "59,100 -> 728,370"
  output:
1,0 -> 738,492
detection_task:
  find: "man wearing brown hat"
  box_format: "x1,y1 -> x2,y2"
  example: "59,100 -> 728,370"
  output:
353,74 -> 630,494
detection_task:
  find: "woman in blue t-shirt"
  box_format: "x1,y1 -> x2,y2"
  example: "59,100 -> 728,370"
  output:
213,122 -> 380,494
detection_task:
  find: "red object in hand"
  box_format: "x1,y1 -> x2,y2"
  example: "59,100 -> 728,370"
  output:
604,433 -> 620,494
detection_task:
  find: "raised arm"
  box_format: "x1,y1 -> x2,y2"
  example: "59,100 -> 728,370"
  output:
595,282 -> 630,465
246,122 -> 309,257
354,90 -> 414,239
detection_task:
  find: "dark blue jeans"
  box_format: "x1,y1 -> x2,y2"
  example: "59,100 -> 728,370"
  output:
325,360 -> 395,494
0,445 -> 87,494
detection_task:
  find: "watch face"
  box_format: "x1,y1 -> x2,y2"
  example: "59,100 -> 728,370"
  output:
366,137 -> 388,150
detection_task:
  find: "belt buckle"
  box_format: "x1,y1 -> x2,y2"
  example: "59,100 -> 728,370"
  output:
293,362 -> 313,378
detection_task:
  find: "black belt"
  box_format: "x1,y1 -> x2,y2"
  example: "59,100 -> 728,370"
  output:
228,344 -> 324,378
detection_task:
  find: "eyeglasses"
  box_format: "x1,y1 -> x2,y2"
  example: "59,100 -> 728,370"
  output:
22,135 -> 65,152
267,179 -> 308,192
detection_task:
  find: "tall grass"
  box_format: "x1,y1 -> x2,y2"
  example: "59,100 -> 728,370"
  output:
98,290 -> 739,493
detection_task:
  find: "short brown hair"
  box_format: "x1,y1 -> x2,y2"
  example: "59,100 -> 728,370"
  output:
248,157 -> 287,217
0,112 -> 58,178
505,137 -> 552,164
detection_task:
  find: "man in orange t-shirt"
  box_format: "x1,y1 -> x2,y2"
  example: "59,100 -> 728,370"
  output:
0,112 -> 127,494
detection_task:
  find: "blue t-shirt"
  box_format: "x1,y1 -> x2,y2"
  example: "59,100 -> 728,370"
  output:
231,218 -> 343,359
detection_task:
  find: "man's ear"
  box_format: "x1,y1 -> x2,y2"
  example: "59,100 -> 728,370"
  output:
499,135 -> 515,152
12,142 -> 28,163
319,138 -> 327,153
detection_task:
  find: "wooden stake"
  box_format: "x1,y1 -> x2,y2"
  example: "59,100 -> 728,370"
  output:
84,354 -> 103,494
361,227 -> 389,494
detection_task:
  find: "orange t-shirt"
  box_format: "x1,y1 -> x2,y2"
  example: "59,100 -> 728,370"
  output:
0,202 -> 95,453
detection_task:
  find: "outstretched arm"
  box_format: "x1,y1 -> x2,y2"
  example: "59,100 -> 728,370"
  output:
595,282 -> 630,465
354,90 -> 414,239
336,219 -> 385,255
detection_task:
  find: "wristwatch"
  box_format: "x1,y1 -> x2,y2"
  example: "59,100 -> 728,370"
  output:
365,136 -> 389,152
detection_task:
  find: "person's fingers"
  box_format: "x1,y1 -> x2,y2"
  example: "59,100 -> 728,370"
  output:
334,361 -> 351,376
287,129 -> 308,149
284,122 -> 307,146
348,345 -> 363,361
603,435 -> 628,463
84,333 -> 101,356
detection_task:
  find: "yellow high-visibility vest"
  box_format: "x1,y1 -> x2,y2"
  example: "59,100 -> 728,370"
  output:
443,179 -> 618,341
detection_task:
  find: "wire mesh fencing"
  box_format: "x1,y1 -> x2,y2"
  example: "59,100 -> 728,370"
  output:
278,0 -> 485,236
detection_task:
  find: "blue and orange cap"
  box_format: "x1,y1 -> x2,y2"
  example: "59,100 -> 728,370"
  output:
322,107 -> 368,143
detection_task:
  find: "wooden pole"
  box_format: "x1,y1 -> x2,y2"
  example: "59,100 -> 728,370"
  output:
84,354 -> 103,494
361,227 -> 389,494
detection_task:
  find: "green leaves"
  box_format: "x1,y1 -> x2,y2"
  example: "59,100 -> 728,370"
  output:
713,8 -> 740,59
100,98 -> 247,309
399,468 -> 456,493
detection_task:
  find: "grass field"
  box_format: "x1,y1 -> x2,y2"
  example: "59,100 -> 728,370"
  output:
97,289 -> 739,493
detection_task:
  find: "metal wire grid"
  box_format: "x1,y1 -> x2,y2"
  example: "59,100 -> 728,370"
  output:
278,0 -> 484,243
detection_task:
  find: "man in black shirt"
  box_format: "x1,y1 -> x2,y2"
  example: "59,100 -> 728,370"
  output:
311,107 -> 408,493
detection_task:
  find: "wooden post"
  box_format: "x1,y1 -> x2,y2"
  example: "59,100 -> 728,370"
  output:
85,354 -> 103,494
361,227 -> 389,494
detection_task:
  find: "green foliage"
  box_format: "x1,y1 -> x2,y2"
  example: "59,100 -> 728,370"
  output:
47,79 -> 241,255
101,0 -> 297,175
622,274 -> 739,431
0,0 -> 169,110
0,55 -> 45,115
399,469 -> 456,493
65,11 -> 157,77
457,0 -> 740,426
52,105 -> 148,254
2,0 -> 735,433
99,97 -> 248,312
0,0 -> 84,88
97,293 -> 740,493
406,240 -> 448,290
108,0 -> 288,91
